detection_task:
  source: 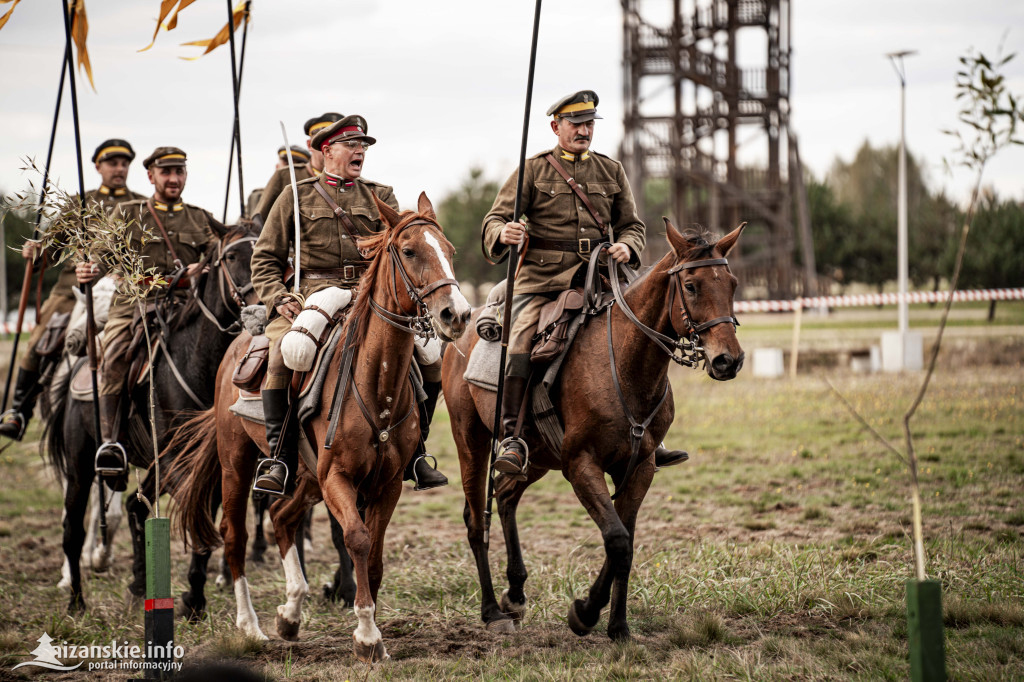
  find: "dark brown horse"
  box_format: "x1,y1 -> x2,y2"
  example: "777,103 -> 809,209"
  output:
442,219 -> 745,639
169,194 -> 471,661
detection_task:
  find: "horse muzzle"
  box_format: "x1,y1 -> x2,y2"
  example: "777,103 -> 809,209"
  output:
707,349 -> 744,381
433,290 -> 472,341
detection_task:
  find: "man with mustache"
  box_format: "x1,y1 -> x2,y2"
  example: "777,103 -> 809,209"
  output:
0,139 -> 145,441
482,90 -> 689,479
80,147 -> 222,481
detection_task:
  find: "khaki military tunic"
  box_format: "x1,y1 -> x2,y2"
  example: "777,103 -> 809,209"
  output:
99,198 -> 221,395
22,186 -> 145,372
251,173 -> 398,388
253,164 -> 316,225
481,147 -> 645,354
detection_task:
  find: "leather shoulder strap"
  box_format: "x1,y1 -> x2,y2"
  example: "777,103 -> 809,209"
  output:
544,153 -> 607,234
146,199 -> 181,267
312,180 -> 362,241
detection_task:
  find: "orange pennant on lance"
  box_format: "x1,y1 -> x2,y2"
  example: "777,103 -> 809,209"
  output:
71,0 -> 96,91
0,0 -> 24,33
180,0 -> 248,60
139,0 -> 197,53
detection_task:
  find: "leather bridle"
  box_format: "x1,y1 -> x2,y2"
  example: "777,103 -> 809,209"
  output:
191,232 -> 258,335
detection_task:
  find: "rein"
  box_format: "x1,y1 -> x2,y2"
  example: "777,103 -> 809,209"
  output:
191,233 -> 258,335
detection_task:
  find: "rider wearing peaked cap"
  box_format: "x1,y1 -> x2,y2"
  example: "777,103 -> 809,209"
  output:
481,89 -> 690,480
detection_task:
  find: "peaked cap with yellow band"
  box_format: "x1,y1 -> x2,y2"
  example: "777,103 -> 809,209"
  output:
277,145 -> 311,164
303,112 -> 344,137
92,139 -> 136,164
142,146 -> 188,170
546,90 -> 602,123
310,114 -> 375,152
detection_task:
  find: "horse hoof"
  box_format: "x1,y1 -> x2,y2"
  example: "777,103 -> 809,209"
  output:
176,593 -> 205,622
499,589 -> 527,625
68,593 -> 86,614
125,591 -> 144,611
353,638 -> 388,663
485,618 -> 516,634
215,574 -> 227,589
608,624 -> 632,641
567,599 -> 594,637
322,582 -> 355,607
276,613 -> 301,641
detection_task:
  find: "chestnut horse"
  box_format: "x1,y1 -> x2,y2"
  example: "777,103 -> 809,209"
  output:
169,194 -> 471,662
442,219 -> 745,639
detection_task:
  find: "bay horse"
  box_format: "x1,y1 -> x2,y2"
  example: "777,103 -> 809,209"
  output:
45,223 -> 258,612
169,194 -> 471,662
442,219 -> 745,639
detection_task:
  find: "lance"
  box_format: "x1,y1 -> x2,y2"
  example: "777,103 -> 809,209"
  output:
1,41 -> 68,417
485,0 -> 543,545
280,121 -> 302,292
60,0 -> 111,548
221,0 -> 251,223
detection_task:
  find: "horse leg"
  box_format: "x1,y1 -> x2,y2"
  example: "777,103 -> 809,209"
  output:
249,492 -> 268,563
604,467 -> 653,641
363,479 -> 402,604
322,468 -> 387,663
564,455 -> 644,640
271,484 -> 314,641
221,448 -> 265,639
62,466 -> 91,612
125,470 -> 156,601
322,508 -> 355,606
496,470 -> 545,626
179,491 -> 220,621
304,507 -> 315,554
91,485 -> 123,573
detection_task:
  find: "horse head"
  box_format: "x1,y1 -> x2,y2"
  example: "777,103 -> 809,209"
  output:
358,192 -> 472,342
185,223 -> 259,334
664,218 -> 746,381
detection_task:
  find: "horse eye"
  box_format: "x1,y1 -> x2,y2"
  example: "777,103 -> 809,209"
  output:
402,248 -> 415,258
684,282 -> 696,294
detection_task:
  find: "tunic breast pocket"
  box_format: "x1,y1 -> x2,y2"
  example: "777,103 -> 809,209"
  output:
298,207 -> 337,250
585,181 -> 620,222
175,229 -> 209,259
347,205 -> 381,238
533,181 -> 574,225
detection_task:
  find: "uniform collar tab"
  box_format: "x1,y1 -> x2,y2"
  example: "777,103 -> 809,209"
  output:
99,185 -> 127,197
152,200 -> 183,212
323,172 -> 354,189
558,148 -> 590,162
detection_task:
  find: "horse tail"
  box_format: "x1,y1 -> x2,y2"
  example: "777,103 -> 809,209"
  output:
43,361 -> 76,480
165,408 -> 222,550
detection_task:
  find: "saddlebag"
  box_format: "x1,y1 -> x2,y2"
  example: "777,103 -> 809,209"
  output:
531,288 -> 585,364
232,334 -> 270,391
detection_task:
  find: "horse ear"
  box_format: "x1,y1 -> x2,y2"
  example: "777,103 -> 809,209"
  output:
209,217 -> 229,238
716,221 -> 747,257
416,192 -> 437,222
371,193 -> 402,228
664,216 -> 687,257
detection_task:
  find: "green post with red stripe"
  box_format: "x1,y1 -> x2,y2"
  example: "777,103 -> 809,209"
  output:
145,517 -> 174,679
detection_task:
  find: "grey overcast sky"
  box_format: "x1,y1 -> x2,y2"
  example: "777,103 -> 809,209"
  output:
1,1 -> 1022,224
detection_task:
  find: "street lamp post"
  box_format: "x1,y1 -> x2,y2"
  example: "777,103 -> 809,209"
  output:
888,50 -> 916,368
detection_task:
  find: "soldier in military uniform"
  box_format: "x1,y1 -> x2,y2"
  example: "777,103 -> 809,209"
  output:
481,90 -> 690,479
246,145 -> 311,218
250,112 -> 342,229
0,139 -> 145,441
250,114 -> 448,497
78,147 -> 222,475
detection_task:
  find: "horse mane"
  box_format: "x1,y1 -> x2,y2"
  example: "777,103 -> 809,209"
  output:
345,209 -> 441,348
676,226 -> 717,261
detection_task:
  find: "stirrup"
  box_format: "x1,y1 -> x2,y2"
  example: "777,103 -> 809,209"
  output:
493,436 -> 530,480
0,409 -> 26,440
411,454 -> 447,491
252,458 -> 290,497
94,441 -> 128,476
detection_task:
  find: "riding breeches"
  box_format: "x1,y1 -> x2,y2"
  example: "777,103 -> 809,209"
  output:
264,315 -> 293,390
21,288 -> 76,372
507,292 -> 555,355
97,300 -> 136,397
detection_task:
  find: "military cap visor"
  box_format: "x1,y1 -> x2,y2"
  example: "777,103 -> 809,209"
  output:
546,90 -> 603,123
277,145 -> 311,163
143,146 -> 188,169
311,115 -> 376,151
92,139 -> 136,164
303,112 -> 344,137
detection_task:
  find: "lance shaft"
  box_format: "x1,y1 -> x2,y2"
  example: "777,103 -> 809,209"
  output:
221,0 -> 251,223
485,0 -> 542,545
61,0 -> 108,540
280,122 -> 302,293
1,46 -> 68,415
226,0 -> 246,221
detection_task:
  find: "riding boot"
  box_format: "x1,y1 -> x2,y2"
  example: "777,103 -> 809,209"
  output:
0,369 -> 42,440
253,387 -> 298,498
493,359 -> 530,480
403,381 -> 448,490
654,442 -> 690,469
95,393 -> 128,489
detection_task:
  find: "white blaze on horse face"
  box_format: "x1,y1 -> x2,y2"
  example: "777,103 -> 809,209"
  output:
234,577 -> 267,640
353,604 -> 382,647
277,544 -> 308,627
424,231 -> 455,280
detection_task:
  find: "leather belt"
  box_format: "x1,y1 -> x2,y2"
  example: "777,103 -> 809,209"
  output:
301,265 -> 367,281
530,236 -> 609,255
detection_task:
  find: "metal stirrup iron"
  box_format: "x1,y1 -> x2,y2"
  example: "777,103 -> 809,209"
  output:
252,458 -> 290,496
94,441 -> 128,476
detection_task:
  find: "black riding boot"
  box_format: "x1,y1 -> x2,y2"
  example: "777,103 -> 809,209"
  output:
654,442 -> 690,469
253,387 -> 298,498
492,356 -> 530,480
404,380 -> 448,490
95,393 -> 128,489
0,369 -> 42,440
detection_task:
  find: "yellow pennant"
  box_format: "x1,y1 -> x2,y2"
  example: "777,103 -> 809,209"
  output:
0,0 -> 25,33
139,0 -> 197,52
70,0 -> 96,91
180,0 -> 248,60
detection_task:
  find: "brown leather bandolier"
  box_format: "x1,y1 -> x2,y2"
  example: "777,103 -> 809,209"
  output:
544,153 -> 610,236
312,180 -> 362,241
146,199 -> 183,271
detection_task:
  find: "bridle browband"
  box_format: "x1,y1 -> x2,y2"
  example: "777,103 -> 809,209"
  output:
191,232 -> 258,335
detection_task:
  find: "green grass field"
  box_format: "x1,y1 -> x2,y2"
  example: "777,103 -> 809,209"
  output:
0,311 -> 1021,680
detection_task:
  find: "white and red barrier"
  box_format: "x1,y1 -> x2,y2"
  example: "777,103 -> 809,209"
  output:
734,288 -> 1024,314
0,322 -> 36,335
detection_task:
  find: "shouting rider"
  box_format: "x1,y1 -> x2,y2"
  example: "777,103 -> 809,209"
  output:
250,114 -> 448,498
0,139 -> 145,442
79,147 -> 223,480
481,90 -> 691,480
250,112 -> 342,230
